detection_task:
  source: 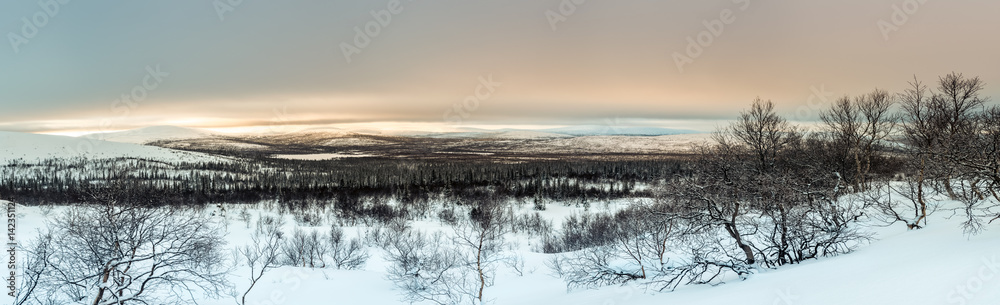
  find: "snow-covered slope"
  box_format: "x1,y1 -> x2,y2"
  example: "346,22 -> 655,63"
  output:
2,197 -> 998,305
545,212 -> 1000,305
80,125 -> 216,144
0,131 -> 224,163
220,201 -> 1000,305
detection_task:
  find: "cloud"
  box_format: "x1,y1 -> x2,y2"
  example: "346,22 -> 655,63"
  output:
1,0 -> 998,133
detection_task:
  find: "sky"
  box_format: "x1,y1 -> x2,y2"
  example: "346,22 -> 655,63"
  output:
0,0 -> 998,134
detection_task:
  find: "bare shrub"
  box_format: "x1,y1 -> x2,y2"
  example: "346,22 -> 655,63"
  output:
282,228 -> 325,268
26,202 -> 230,305
235,215 -> 285,305
328,225 -> 369,270
383,230 -> 469,305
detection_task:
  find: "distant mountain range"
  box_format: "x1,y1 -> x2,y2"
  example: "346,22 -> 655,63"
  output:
536,125 -> 699,137
422,126 -> 700,139
72,125 -> 705,145
81,125 -> 217,144
0,126 -> 714,163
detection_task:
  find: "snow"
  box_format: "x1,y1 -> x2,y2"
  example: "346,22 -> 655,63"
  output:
3,197 -> 998,305
0,131 -> 225,163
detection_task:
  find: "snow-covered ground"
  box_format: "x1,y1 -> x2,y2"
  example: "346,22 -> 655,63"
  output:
3,198 -> 998,305
224,202 -> 1000,305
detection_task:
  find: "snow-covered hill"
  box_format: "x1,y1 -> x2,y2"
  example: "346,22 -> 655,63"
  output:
80,125 -> 216,144
0,131 -> 224,163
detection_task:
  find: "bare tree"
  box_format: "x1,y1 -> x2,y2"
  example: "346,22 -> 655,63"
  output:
819,89 -> 896,191
452,199 -> 511,303
898,76 -> 934,228
904,73 -> 987,197
969,107 -> 1000,225
677,139 -> 762,266
235,215 -> 284,305
692,98 -> 801,265
899,73 -> 994,232
670,97 -> 869,270
715,98 -> 800,266
723,97 -> 798,173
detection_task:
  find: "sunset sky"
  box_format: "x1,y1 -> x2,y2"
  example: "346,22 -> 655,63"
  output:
1,0 -> 998,134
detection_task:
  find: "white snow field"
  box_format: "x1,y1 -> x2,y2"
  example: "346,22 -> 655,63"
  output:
0,131 -> 225,163
2,198 -> 998,305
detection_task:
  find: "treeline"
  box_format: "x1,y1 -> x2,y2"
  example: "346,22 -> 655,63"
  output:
0,157 -> 687,208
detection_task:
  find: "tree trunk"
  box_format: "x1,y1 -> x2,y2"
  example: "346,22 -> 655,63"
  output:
724,221 -> 755,265
911,157 -> 928,229
476,234 -> 486,302
92,265 -> 112,305
944,177 -> 958,200
779,206 -> 789,265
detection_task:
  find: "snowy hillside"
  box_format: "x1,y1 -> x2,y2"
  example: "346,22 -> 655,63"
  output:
2,199 -> 997,305
80,125 -> 216,144
553,211 -> 1000,305
165,202 -> 1000,305
0,131 -> 225,163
